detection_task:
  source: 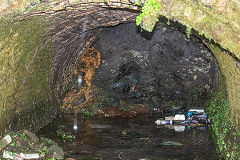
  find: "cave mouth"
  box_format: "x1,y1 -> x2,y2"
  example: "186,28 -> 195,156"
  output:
37,21 -> 219,160
61,22 -> 219,118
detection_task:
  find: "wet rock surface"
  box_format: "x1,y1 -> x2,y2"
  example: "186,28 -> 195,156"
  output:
91,22 -> 219,112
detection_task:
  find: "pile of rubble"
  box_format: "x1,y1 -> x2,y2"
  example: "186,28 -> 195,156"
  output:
0,130 -> 64,160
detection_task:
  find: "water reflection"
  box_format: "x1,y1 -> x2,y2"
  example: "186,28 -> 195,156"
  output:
73,109 -> 78,131
38,114 -> 216,160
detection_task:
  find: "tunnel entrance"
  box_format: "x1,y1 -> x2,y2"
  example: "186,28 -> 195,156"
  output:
39,22 -> 219,159
93,22 -> 218,112
1,1 -> 239,158
61,22 -> 219,117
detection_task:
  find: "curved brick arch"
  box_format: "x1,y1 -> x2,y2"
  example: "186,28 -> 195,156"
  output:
41,0 -> 240,124
0,2 -> 239,155
1,0 -> 240,59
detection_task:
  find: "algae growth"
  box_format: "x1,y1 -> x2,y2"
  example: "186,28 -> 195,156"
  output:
0,15 -> 54,131
208,92 -> 240,159
135,0 -> 161,32
135,0 -> 240,60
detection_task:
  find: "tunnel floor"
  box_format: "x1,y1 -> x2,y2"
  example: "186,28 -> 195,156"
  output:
38,113 -> 216,160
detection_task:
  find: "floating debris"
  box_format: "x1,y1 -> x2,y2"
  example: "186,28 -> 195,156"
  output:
174,114 -> 185,121
3,151 -> 40,159
156,108 -> 210,130
155,120 -> 174,125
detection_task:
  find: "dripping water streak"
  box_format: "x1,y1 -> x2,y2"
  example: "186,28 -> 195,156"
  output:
73,109 -> 78,131
73,16 -> 88,131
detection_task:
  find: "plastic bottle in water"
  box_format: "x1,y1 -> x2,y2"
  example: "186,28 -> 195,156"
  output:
155,120 -> 174,125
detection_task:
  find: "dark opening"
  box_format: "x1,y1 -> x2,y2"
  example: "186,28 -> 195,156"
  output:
91,22 -> 219,113
38,22 -> 219,160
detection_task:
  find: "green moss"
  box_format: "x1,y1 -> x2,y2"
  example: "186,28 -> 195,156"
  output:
135,0 -> 240,60
16,42 -> 54,110
208,91 -> 240,159
185,26 -> 192,39
0,15 -> 53,130
206,42 -> 240,123
81,108 -> 94,118
104,0 -> 110,5
136,0 -> 161,32
205,42 -> 240,159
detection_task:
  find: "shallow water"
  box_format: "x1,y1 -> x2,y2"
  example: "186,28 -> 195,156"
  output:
38,114 -> 216,160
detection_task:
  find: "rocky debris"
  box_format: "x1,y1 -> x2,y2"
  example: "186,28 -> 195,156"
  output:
49,145 -> 64,160
23,129 -> 39,143
0,130 -> 64,159
40,137 -> 59,148
56,125 -> 76,142
0,135 -> 12,151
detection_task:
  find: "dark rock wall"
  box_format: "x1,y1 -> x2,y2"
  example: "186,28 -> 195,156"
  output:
93,22 -> 219,108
